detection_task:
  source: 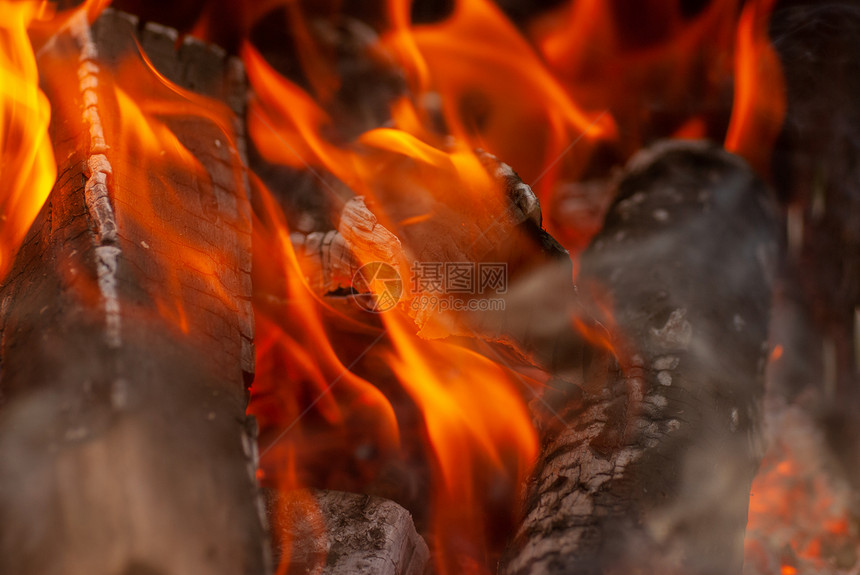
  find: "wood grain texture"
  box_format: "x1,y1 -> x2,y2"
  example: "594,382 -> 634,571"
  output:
0,10 -> 266,575
501,141 -> 782,575
266,489 -> 429,575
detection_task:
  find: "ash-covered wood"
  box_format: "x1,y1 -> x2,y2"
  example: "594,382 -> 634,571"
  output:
266,488 -> 429,575
501,141 -> 782,575
0,10 -> 266,575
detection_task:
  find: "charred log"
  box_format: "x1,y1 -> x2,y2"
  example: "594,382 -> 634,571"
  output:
287,151 -> 579,374
500,140 -> 782,575
769,0 -> 860,495
0,10 -> 266,575
266,488 -> 429,575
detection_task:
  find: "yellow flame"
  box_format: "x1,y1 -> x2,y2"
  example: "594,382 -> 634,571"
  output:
0,1 -> 56,280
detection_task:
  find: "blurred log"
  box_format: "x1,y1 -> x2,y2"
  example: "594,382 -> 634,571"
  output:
266,488 -> 429,575
500,141 -> 782,575
769,0 -> 860,494
0,9 -> 266,575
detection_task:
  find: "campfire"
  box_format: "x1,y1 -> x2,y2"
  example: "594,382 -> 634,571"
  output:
1,0 -> 858,574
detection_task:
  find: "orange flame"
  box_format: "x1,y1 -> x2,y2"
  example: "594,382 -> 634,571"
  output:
0,1 -> 56,280
530,0 -> 739,158
384,315 -> 537,573
245,12 -> 540,569
724,0 -> 786,174
102,49 -> 241,333
242,1 -> 790,570
382,0 -> 616,195
0,0 -> 799,572
250,174 -> 403,570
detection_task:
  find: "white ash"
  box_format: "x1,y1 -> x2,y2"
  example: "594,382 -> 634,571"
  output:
71,12 -> 122,349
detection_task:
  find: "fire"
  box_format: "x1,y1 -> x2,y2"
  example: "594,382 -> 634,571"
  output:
241,0 -> 791,571
385,315 -> 537,573
100,47 -> 243,334
0,1 -> 56,280
0,0 -> 800,572
245,40 -> 502,228
528,0 -> 740,174
745,405 -> 858,574
245,17 -> 541,570
381,0 -> 616,195
724,0 -> 786,175
251,179 -> 402,570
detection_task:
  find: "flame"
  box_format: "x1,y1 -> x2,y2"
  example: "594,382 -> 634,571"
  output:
382,0 -> 616,196
384,315 -> 537,573
101,49 -> 241,333
240,0 -> 792,570
246,38 -> 539,569
724,0 -> 786,174
249,174 -> 404,569
0,1 -> 56,280
770,344 -> 784,362
0,0 -> 796,571
530,0 -> 739,161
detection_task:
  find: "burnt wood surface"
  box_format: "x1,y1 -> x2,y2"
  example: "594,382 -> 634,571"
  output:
286,152 -> 579,375
0,10 -> 266,575
266,488 -> 429,575
500,141 -> 782,575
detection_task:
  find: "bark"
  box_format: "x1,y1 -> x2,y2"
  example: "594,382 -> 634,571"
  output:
266,489 -> 429,575
0,9 -> 266,575
500,141 -> 782,575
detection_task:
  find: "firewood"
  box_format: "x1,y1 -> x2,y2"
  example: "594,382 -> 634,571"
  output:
0,9 -> 267,575
500,140 -> 782,575
769,0 -> 860,493
289,151 -> 581,373
266,488 -> 429,575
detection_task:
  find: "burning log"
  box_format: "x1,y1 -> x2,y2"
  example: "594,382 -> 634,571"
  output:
0,9 -> 267,574
500,140 -> 782,575
266,488 -> 429,575
288,150 -> 578,372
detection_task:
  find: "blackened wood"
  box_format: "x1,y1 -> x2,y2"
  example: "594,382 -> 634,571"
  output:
0,10 -> 265,575
266,488 -> 429,575
770,1 -> 860,491
501,140 -> 781,575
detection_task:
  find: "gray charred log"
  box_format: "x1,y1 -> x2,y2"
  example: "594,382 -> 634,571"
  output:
501,141 -> 782,575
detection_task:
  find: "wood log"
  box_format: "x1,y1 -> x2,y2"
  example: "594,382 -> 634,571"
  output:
287,150 -> 581,375
500,140 -> 782,575
266,488 -> 429,575
769,0 -> 860,494
0,9 -> 267,575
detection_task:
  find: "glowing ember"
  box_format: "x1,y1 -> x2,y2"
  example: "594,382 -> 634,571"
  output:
745,403 -> 859,575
